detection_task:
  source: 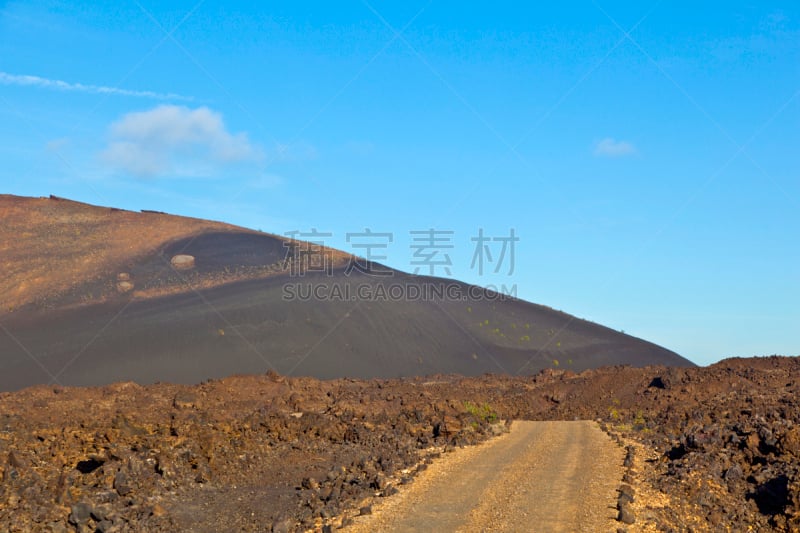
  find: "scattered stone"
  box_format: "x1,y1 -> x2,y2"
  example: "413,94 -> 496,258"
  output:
371,473 -> 387,490
173,391 -> 198,409
7,450 -> 24,468
170,254 -> 195,270
68,503 -> 92,526
95,520 -> 114,533
44,522 -> 70,533
780,427 -> 800,457
271,517 -> 294,533
90,504 -> 112,522
623,446 -> 635,468
302,477 -> 319,490
382,485 -> 400,497
618,502 -> 636,524
618,484 -> 635,505
724,464 -> 743,482
114,472 -> 132,496
116,281 -> 134,293
1,357 -> 799,532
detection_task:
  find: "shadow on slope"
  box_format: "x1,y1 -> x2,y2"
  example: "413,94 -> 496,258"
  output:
0,254 -> 691,391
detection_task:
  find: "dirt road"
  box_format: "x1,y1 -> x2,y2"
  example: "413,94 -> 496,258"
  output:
348,420 -> 625,532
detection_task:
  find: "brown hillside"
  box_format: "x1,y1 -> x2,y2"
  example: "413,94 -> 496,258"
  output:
0,194 -> 349,312
0,195 -> 240,311
0,194 -> 691,391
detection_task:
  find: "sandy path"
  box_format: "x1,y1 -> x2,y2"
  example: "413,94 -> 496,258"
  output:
347,420 -> 624,532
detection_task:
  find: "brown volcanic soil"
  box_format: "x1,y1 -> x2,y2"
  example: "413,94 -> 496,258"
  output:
1,356 -> 798,532
0,195 -> 691,391
1,195 -> 245,312
0,194 -> 352,313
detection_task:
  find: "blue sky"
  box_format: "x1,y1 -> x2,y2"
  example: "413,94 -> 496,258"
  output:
1,1 -> 798,365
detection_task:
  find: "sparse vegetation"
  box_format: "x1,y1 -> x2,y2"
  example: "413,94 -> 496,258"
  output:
1,352 -> 797,532
464,400 -> 498,424
632,410 -> 648,431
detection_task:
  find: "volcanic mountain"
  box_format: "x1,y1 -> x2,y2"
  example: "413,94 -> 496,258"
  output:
0,194 -> 692,391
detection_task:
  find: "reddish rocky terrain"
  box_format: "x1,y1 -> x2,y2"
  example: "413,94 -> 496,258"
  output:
1,356 -> 798,532
1,194 -> 790,530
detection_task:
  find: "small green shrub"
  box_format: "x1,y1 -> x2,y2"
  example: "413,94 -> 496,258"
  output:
464,401 -> 498,423
633,410 -> 647,430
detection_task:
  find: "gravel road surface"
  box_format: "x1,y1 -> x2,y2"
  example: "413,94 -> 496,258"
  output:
349,420 -> 624,532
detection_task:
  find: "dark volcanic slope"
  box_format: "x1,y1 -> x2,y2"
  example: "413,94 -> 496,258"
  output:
0,195 -> 692,391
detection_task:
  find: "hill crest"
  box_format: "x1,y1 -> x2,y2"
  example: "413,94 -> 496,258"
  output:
0,194 -> 693,391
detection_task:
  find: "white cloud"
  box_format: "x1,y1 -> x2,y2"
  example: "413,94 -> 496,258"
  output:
0,71 -> 192,101
593,138 -> 637,158
100,105 -> 263,177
